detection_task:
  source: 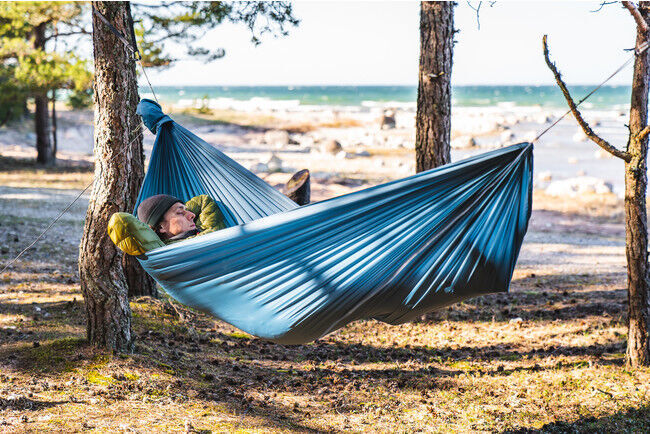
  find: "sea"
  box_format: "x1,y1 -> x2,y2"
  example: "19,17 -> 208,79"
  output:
140,85 -> 633,111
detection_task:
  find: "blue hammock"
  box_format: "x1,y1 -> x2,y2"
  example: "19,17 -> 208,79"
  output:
134,99 -> 533,344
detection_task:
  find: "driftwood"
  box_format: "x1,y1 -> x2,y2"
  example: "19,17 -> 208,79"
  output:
285,169 -> 311,205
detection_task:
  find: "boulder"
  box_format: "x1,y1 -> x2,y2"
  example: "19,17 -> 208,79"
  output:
594,149 -> 614,159
379,110 -> 396,129
523,130 -> 538,142
545,176 -> 613,197
451,136 -> 477,149
265,154 -> 283,173
250,162 -> 268,173
500,131 -> 515,143
264,130 -> 290,146
572,130 -> 588,142
322,139 -> 343,154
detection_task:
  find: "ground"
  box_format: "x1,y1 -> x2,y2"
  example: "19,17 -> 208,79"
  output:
1,122 -> 650,433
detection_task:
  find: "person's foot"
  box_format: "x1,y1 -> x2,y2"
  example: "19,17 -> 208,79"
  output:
285,169 -> 310,205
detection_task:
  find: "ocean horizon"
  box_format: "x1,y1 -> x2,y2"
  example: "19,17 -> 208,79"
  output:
140,84 -> 633,110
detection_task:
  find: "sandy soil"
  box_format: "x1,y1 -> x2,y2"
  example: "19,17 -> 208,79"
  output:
0,109 -> 648,433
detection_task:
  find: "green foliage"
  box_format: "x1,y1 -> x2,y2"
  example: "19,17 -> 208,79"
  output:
14,50 -> 91,93
133,2 -> 299,68
0,64 -> 27,125
0,2 -> 93,102
67,88 -> 93,110
197,94 -> 212,114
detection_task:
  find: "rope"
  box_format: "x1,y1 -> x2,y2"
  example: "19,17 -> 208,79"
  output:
91,5 -> 140,60
0,123 -> 145,275
139,61 -> 159,103
91,4 -> 159,103
532,40 -> 649,143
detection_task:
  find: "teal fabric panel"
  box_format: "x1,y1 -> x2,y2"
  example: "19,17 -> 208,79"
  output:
135,99 -> 298,226
135,99 -> 533,344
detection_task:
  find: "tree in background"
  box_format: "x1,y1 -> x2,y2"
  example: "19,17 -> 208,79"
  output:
415,1 -> 455,172
80,1 -> 298,350
544,1 -> 650,367
0,2 -> 298,165
0,65 -> 27,126
0,2 -> 92,165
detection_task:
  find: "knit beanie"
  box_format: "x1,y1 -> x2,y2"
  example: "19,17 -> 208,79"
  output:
137,194 -> 181,228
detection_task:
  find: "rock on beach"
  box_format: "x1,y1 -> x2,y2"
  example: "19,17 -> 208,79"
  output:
264,130 -> 290,146
321,139 -> 343,154
451,136 -> 477,149
545,176 -> 613,197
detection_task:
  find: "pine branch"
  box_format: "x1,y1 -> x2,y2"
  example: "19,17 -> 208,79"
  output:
542,35 -> 631,162
44,30 -> 91,41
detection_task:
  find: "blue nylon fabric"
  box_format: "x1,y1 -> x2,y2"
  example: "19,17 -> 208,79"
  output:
134,99 -> 533,344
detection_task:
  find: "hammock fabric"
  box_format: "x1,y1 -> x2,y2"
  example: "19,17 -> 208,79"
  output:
134,99 -> 533,344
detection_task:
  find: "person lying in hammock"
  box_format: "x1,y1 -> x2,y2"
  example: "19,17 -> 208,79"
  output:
108,169 -> 311,256
108,194 -> 227,256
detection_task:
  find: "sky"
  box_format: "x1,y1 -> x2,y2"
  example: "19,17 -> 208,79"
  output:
145,1 -> 639,87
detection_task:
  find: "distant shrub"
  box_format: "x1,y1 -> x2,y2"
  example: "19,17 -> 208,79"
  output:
0,66 -> 27,125
196,94 -> 212,114
67,88 -> 93,110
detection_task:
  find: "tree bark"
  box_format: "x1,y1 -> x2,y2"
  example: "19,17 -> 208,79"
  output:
79,1 -> 152,351
625,1 -> 650,368
33,23 -> 54,165
123,254 -> 157,298
51,90 -> 57,157
415,1 -> 454,172
285,169 -> 310,205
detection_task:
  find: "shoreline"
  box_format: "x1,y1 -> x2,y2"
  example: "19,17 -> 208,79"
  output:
0,102 -> 631,199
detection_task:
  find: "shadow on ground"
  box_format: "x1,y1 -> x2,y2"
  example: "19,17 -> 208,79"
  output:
503,405 -> 650,433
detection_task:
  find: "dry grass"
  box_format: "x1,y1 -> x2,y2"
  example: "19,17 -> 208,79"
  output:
0,157 -> 93,191
1,161 -> 649,433
176,108 -> 363,133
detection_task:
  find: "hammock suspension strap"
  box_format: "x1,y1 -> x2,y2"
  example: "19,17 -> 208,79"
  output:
91,4 -> 159,103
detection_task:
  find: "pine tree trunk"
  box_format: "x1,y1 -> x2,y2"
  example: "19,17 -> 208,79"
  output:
79,1 -> 152,351
415,1 -> 454,172
123,254 -> 157,298
625,1 -> 650,367
51,90 -> 57,157
33,23 -> 54,165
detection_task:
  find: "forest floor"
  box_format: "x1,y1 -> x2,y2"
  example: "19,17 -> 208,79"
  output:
1,133 -> 650,432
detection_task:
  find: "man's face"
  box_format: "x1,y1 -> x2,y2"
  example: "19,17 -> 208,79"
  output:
157,202 -> 196,238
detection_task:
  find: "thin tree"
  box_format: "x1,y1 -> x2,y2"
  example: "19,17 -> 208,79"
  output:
78,1 -> 145,351
0,2 -> 92,165
415,1 -> 455,172
543,1 -> 650,367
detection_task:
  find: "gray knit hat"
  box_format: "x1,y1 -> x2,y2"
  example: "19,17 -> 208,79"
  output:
137,194 -> 181,228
